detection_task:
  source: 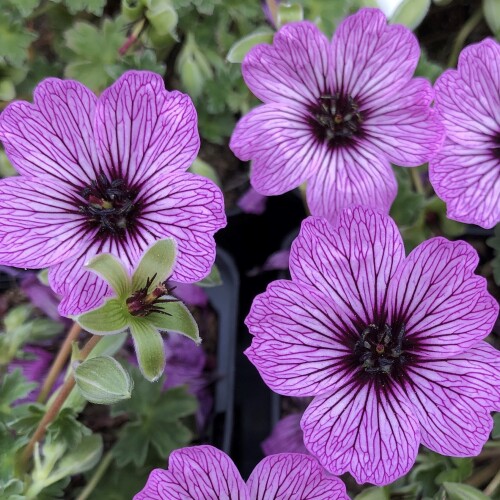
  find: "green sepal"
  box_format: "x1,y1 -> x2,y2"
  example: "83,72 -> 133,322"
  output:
195,264 -> 222,287
189,157 -> 221,187
441,482 -> 490,500
130,319 -> 166,381
131,238 -> 177,292
276,2 -> 304,28
390,0 -> 431,30
227,29 -> 274,63
148,301 -> 200,344
85,253 -> 130,299
144,0 -> 178,37
75,299 -> 129,335
75,356 -> 133,404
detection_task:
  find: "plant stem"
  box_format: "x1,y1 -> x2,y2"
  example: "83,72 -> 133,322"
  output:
484,461 -> 500,496
265,0 -> 279,26
410,167 -> 425,196
447,7 -> 483,68
76,449 -> 114,500
119,19 -> 145,56
37,323 -> 82,404
20,335 -> 102,470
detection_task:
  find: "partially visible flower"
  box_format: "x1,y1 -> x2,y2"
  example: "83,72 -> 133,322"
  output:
75,238 -> 200,382
170,282 -> 208,308
262,413 -> 309,456
246,206 -> 499,485
0,71 -> 226,317
164,333 -> 213,430
230,9 -> 443,224
237,186 -> 267,215
430,39 -> 500,229
20,274 -> 63,322
134,445 -> 347,499
8,346 -> 53,403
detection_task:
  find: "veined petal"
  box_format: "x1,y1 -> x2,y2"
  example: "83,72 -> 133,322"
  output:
242,21 -> 331,107
290,210 -> 404,326
305,145 -> 397,225
130,318 -> 166,382
138,171 -> 226,283
95,71 -> 199,185
301,379 -> 420,486
388,238 -> 498,356
362,79 -> 444,166
429,139 -> 500,229
247,453 -> 348,500
230,104 -> 325,195
331,9 -> 419,102
75,298 -> 129,335
133,446 -> 248,500
0,78 -> 99,185
0,176 -> 86,268
403,342 -> 500,456
245,280 -> 354,397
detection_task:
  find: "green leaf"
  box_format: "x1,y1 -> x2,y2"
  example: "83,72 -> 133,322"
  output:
492,412 -> 500,439
85,253 -> 130,299
195,264 -> 222,287
5,0 -> 40,16
46,408 -> 89,449
129,319 -> 166,381
484,0 -> 500,36
487,225 -> 500,286
131,238 -> 177,292
436,458 -> 473,484
226,29 -> 274,63
76,299 -> 129,335
63,17 -> 126,92
391,0 -> 431,30
148,301 -> 200,344
442,482 -> 491,500
354,486 -> 390,499
188,157 -> 221,186
52,0 -> 106,14
0,370 -> 37,414
75,356 -> 133,405
0,16 -> 37,67
277,2 -> 304,28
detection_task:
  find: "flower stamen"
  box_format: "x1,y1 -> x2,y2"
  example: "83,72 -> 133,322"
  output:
126,274 -> 178,317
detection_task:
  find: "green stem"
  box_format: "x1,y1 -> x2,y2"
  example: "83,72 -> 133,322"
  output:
484,460 -> 500,496
76,450 -> 114,500
447,7 -> 483,68
410,167 -> 425,195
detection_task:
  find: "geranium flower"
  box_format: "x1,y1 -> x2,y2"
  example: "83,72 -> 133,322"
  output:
0,71 -> 226,316
429,39 -> 500,229
230,8 -> 443,223
262,413 -> 309,457
246,206 -> 499,485
134,445 -> 347,499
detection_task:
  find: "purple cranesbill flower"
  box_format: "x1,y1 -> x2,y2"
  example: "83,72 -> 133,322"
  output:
262,412 -> 309,456
246,206 -> 500,486
429,39 -> 500,229
0,71 -> 226,316
134,445 -> 347,499
237,186 -> 267,215
230,8 -> 444,224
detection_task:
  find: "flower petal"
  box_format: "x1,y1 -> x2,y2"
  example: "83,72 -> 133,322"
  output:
290,210 -> 404,326
435,40 -> 500,148
242,21 -> 331,107
403,342 -> 500,456
230,104 -> 325,195
331,8 -> 419,102
138,171 -> 226,283
362,78 -> 444,166
245,280 -> 354,397
95,71 -> 199,185
247,453 -> 348,500
305,145 -> 397,224
388,238 -> 498,356
262,413 -> 309,456
0,78 -> 99,184
0,176 -> 86,268
133,445 -> 248,500
429,139 -> 500,229
301,379 -> 420,486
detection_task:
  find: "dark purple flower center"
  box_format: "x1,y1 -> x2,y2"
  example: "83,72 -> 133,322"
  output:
126,274 -> 178,317
493,132 -> 500,160
79,173 -> 141,239
354,323 -> 406,376
309,93 -> 363,147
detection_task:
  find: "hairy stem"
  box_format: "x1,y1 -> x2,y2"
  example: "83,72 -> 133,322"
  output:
37,323 -> 82,404
76,450 -> 114,500
447,7 -> 483,68
20,335 -> 102,470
